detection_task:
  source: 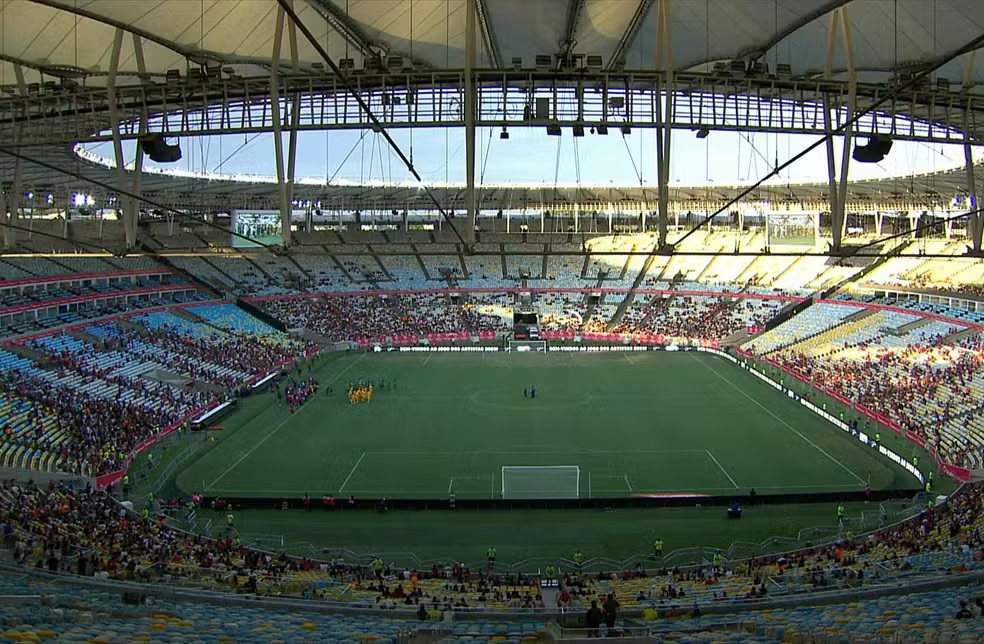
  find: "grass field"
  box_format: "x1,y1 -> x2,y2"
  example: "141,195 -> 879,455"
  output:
175,350 -> 914,501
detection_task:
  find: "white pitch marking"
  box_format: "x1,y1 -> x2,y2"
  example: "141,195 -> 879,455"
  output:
338,451 -> 367,493
206,352 -> 368,490
691,354 -> 867,485
706,449 -> 739,489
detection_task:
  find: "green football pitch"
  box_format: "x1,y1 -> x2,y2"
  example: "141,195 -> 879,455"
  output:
176,350 -> 915,500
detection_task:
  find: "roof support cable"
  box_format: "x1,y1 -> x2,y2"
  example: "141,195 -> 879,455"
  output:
673,30 -> 984,252
620,130 -> 653,215
479,127 -> 494,184
274,0 -> 467,248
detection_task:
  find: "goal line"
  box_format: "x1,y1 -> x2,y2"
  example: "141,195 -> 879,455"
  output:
501,465 -> 579,499
505,340 -> 547,353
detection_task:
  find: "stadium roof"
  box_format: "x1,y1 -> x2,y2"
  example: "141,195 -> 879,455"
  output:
1,0 -> 984,217
0,1 -> 981,89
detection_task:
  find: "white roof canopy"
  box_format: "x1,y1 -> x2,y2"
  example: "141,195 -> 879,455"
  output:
0,0 -> 978,90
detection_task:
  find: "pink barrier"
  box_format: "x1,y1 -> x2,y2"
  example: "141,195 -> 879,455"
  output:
426,332 -> 470,343
941,463 -> 972,482
906,430 -> 927,449
816,298 -> 984,331
245,288 -> 806,303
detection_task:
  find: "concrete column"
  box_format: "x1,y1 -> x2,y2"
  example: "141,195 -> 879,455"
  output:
464,0 -> 477,244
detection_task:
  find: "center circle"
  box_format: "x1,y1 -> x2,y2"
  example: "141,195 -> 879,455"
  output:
468,388 -> 595,411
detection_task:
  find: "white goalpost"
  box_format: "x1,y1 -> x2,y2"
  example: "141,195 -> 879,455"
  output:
501,465 -> 580,499
506,340 -> 548,353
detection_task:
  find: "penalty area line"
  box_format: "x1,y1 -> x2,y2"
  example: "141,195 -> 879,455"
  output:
338,451 -> 367,493
690,353 -> 867,485
705,450 -> 739,489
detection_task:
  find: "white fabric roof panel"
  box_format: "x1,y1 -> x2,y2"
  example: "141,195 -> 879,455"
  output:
483,0 -> 568,68
0,0 -> 981,90
31,0 -> 351,74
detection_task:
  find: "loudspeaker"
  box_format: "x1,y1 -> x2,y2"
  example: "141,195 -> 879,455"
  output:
852,135 -> 893,163
139,134 -> 182,163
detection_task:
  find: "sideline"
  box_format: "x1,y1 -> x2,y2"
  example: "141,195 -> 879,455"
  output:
206,352 -> 368,490
691,353 -> 867,485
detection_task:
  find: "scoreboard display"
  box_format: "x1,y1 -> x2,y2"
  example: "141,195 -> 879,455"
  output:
513,311 -> 540,340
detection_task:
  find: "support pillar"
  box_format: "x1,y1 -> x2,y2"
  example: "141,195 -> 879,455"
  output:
286,94 -> 300,216
7,157 -> 23,248
965,133 -> 983,253
271,6 -> 292,246
0,186 -> 8,249
130,110 -> 147,247
654,0 -> 673,249
107,28 -> 138,249
822,6 -> 856,253
464,0 -> 477,244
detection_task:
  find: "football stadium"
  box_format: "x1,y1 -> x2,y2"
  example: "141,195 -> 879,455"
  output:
2,0 -> 984,641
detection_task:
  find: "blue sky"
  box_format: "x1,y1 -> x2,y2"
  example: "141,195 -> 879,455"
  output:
86,127 -> 976,190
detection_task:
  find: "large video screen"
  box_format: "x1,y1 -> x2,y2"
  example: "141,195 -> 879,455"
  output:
231,210 -> 283,248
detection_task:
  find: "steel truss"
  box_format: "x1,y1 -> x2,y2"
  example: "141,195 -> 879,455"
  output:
0,70 -> 979,147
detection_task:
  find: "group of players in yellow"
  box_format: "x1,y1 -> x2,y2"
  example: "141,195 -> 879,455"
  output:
348,384 -> 373,404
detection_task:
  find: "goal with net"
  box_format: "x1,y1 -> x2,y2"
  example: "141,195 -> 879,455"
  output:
501,466 -> 580,499
506,340 -> 548,352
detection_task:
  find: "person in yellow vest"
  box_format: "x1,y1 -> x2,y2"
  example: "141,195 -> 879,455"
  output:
372,557 -> 384,578
572,550 -> 584,572
653,539 -> 663,559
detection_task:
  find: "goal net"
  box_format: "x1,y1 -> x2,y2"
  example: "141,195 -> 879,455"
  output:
507,340 -> 547,352
501,466 -> 580,499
